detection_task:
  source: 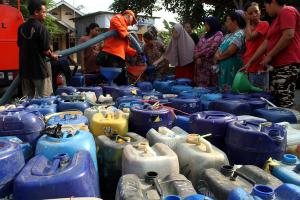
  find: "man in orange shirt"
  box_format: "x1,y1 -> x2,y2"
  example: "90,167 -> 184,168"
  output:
98,10 -> 138,85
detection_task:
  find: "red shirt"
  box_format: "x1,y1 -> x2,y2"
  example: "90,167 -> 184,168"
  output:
243,21 -> 269,72
267,6 -> 300,67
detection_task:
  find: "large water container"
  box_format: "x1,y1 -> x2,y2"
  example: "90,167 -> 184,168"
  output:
223,93 -> 250,100
228,184 -> 300,200
26,103 -> 57,115
55,86 -> 77,95
70,73 -> 85,87
0,108 -> 45,146
173,115 -> 192,133
57,99 -> 90,112
46,111 -> 88,126
102,85 -> 119,96
226,120 -> 287,167
30,96 -> 57,105
169,97 -> 202,114
111,86 -> 140,100
97,94 -> 114,105
179,88 -> 210,99
269,154 -> 300,186
153,80 -> 176,93
247,98 -> 268,113
237,115 -> 267,122
190,111 -> 237,151
83,105 -> 108,123
140,91 -> 163,100
137,81 -> 153,92
77,87 -> 103,98
201,165 -> 282,200
147,126 -> 189,150
277,122 -> 300,154
35,127 -> 98,171
176,78 -> 193,86
122,142 -> 179,178
0,140 -> 25,198
13,151 -> 100,199
209,99 -> 252,115
200,93 -> 223,110
115,96 -> 142,107
95,132 -> 147,190
118,101 -> 146,111
170,85 -> 194,94
90,110 -> 128,137
1,137 -> 33,160
254,108 -> 300,124
175,134 -> 229,188
116,173 -> 196,200
129,105 -> 175,137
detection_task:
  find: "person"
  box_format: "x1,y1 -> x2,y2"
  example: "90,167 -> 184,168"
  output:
245,0 -> 300,108
153,23 -> 195,80
18,0 -> 58,98
97,10 -> 138,85
241,2 -> 270,91
143,31 -> 169,80
194,17 -> 223,87
184,22 -> 199,45
79,23 -> 101,74
214,11 -> 246,91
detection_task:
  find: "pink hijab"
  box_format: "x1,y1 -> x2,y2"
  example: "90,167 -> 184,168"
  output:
164,23 -> 195,66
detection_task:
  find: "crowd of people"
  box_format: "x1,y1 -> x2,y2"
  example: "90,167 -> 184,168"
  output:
17,0 -> 300,108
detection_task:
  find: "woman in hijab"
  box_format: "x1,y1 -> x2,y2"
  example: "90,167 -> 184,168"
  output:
214,11 -> 246,91
194,17 -> 223,87
153,23 -> 195,79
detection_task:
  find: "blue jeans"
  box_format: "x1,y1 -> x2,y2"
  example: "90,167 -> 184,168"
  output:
248,72 -> 269,91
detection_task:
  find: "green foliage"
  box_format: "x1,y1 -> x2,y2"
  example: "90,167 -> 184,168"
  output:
109,0 -> 159,15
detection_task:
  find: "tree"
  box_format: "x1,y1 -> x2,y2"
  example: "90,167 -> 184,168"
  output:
11,0 -> 63,35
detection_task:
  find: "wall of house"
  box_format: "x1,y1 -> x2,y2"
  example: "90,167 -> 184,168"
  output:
50,5 -> 80,28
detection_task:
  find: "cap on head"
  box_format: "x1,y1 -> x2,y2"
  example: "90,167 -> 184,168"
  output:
123,10 -> 137,25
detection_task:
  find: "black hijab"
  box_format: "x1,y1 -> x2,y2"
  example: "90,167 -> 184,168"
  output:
204,16 -> 222,39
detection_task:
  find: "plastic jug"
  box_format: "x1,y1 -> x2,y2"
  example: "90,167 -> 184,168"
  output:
129,105 -> 175,137
223,93 -> 250,100
201,165 -> 282,200
83,105 -> 108,123
254,108 -> 299,124
153,80 -> 176,93
228,184 -> 300,200
200,93 -> 223,110
169,97 -> 202,114
0,140 -> 25,198
247,98 -> 268,113
35,125 -> 98,171
1,136 -> 33,160
90,110 -> 128,137
173,115 -> 192,133
237,115 -> 267,122
209,99 -> 252,115
116,172 -> 196,200
111,86 -> 140,100
179,88 -> 210,98
146,126 -> 189,150
46,111 -> 88,126
26,103 -> 57,116
190,111 -> 237,151
140,91 -> 163,100
267,154 -> 300,186
55,86 -> 77,95
137,81 -> 153,92
122,142 -> 179,179
30,96 -> 57,105
77,86 -> 103,98
226,120 -> 287,167
175,78 -> 193,86
70,73 -> 85,87
13,151 -> 100,200
0,108 -> 45,146
118,101 -> 146,111
277,122 -> 300,153
57,99 -> 90,112
97,94 -> 114,105
95,132 -> 147,190
115,96 -> 142,107
175,134 -> 229,188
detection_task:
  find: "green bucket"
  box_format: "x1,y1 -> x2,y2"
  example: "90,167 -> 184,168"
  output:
232,72 -> 263,93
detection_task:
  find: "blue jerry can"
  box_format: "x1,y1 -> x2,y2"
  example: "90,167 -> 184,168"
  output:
57,99 -> 90,112
169,97 -> 202,114
35,127 -> 98,172
46,112 -> 88,126
26,103 -> 57,116
0,108 -> 45,146
55,86 -> 77,95
0,139 -> 25,198
13,151 -> 100,199
175,78 -> 193,86
136,81 -> 153,92
0,136 -> 33,160
254,108 -> 299,124
29,96 -> 57,105
226,120 -> 287,167
209,99 -> 252,115
77,86 -> 103,98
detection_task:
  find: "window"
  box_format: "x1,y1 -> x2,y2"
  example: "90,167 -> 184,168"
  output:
65,11 -> 73,15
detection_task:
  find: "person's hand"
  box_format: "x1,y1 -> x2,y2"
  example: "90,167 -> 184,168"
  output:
239,63 -> 249,72
214,51 -> 221,63
51,53 -> 59,61
260,54 -> 272,66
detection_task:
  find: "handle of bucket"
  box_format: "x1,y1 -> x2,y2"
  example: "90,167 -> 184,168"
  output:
231,170 -> 256,186
260,97 -> 277,108
186,134 -> 213,153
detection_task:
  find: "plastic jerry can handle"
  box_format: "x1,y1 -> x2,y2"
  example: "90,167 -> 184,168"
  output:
205,113 -> 229,119
186,134 -> 213,153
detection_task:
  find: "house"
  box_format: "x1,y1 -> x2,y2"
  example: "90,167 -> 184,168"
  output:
48,0 -> 84,52
73,11 -> 159,42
